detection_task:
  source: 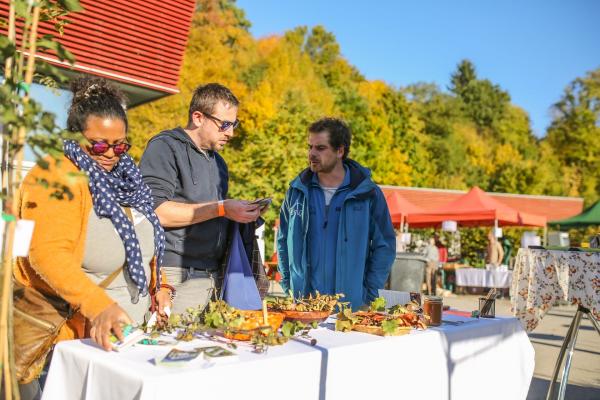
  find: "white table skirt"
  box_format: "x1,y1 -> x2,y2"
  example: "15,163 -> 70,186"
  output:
42,316 -> 534,400
456,267 -> 512,288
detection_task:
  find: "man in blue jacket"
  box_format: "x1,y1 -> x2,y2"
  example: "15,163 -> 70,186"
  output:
277,118 -> 396,309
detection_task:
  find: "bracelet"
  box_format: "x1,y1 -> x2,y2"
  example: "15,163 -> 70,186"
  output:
217,200 -> 225,217
159,283 -> 177,301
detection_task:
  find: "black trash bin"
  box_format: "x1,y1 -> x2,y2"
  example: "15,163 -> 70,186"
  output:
388,253 -> 427,293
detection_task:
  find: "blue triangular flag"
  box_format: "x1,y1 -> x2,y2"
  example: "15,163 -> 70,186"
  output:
220,223 -> 262,310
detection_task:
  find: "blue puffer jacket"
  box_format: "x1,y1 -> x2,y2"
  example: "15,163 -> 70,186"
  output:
277,160 -> 396,309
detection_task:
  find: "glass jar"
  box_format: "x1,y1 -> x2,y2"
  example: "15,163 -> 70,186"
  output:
423,296 -> 443,326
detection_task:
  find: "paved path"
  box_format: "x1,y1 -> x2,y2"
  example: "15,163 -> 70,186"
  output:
443,294 -> 600,400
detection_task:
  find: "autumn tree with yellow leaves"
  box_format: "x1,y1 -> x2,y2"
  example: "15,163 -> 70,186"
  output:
128,0 -> 599,253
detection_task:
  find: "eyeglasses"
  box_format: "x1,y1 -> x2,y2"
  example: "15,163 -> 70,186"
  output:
87,140 -> 131,156
202,112 -> 239,132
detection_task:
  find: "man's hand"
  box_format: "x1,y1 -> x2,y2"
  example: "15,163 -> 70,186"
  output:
89,303 -> 132,351
259,202 -> 270,216
224,200 -> 261,223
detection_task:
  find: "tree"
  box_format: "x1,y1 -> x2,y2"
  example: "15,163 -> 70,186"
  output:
546,68 -> 600,204
449,59 -> 477,98
1,0 -> 82,397
129,0 -> 585,256
449,59 -> 511,129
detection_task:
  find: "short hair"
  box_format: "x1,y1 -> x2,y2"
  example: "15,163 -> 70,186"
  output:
308,117 -> 351,159
67,76 -> 128,133
188,83 -> 239,124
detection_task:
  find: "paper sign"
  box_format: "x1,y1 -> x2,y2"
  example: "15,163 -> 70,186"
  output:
378,289 -> 411,308
442,220 -> 457,232
220,222 -> 262,310
13,219 -> 35,257
400,233 -> 412,244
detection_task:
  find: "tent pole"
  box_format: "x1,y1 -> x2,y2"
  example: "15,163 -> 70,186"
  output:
400,216 -> 404,234
543,224 -> 548,247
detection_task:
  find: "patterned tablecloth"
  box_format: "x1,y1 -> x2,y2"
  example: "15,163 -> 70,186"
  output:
511,248 -> 600,332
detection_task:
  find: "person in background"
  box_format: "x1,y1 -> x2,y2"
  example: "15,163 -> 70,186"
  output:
501,236 -> 512,266
396,229 -> 407,253
485,230 -> 505,267
424,237 -> 440,295
434,236 -> 448,293
15,77 -> 171,399
277,117 -> 396,310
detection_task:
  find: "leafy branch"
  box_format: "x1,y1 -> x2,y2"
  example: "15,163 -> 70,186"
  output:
0,1 -> 83,397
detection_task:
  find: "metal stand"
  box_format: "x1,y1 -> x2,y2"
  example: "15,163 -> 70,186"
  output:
546,305 -> 600,400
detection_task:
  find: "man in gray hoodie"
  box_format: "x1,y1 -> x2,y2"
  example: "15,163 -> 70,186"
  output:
140,83 -> 262,313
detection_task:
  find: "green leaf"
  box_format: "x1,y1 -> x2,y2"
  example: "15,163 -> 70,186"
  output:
381,319 -> 399,336
335,319 -> 353,332
0,36 -> 16,58
56,0 -> 84,12
14,0 -> 29,18
36,38 -> 75,64
35,60 -> 70,84
281,321 -> 294,337
369,297 -> 386,312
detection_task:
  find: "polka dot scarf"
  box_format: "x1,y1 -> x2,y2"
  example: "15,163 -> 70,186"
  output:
64,140 -> 165,297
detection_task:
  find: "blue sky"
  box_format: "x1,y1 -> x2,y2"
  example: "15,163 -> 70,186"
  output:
237,0 -> 600,137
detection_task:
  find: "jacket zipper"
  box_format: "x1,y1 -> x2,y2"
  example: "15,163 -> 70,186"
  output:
208,153 -> 223,254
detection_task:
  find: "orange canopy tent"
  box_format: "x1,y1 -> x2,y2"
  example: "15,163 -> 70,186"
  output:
385,192 -> 425,226
406,186 -> 547,228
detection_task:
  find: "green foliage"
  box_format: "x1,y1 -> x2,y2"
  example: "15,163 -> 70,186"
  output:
381,319 -> 399,335
369,297 -> 386,312
280,320 -> 310,337
335,307 -> 358,332
1,0 -> 82,202
450,59 -> 511,129
546,68 -> 600,204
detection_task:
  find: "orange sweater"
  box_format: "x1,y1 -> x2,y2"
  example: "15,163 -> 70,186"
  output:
14,155 -> 161,341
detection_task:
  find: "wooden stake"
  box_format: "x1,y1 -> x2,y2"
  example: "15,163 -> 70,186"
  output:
262,299 -> 268,325
14,5 -> 41,185
0,220 -> 16,400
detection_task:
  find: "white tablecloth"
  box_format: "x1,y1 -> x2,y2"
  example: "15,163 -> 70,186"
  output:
455,268 -> 512,288
42,316 -> 534,400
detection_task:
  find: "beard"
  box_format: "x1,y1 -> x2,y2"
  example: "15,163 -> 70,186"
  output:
309,158 -> 337,173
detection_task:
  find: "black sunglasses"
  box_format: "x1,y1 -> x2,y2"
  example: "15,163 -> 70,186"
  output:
87,140 -> 131,156
202,112 -> 240,132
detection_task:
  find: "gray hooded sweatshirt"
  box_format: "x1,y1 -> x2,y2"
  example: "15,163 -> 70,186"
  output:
140,127 -> 229,270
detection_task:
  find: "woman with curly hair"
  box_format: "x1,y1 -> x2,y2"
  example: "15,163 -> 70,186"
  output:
15,77 -> 171,399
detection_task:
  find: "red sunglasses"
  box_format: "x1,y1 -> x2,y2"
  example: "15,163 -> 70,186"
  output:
88,140 -> 131,156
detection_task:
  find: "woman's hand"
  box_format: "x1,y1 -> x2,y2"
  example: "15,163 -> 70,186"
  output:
89,303 -> 132,351
155,288 -> 172,325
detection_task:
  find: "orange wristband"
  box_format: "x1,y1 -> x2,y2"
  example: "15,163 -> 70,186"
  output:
217,200 -> 225,217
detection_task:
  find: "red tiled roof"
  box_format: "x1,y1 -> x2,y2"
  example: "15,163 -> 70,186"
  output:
380,185 -> 583,223
0,0 -> 196,94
